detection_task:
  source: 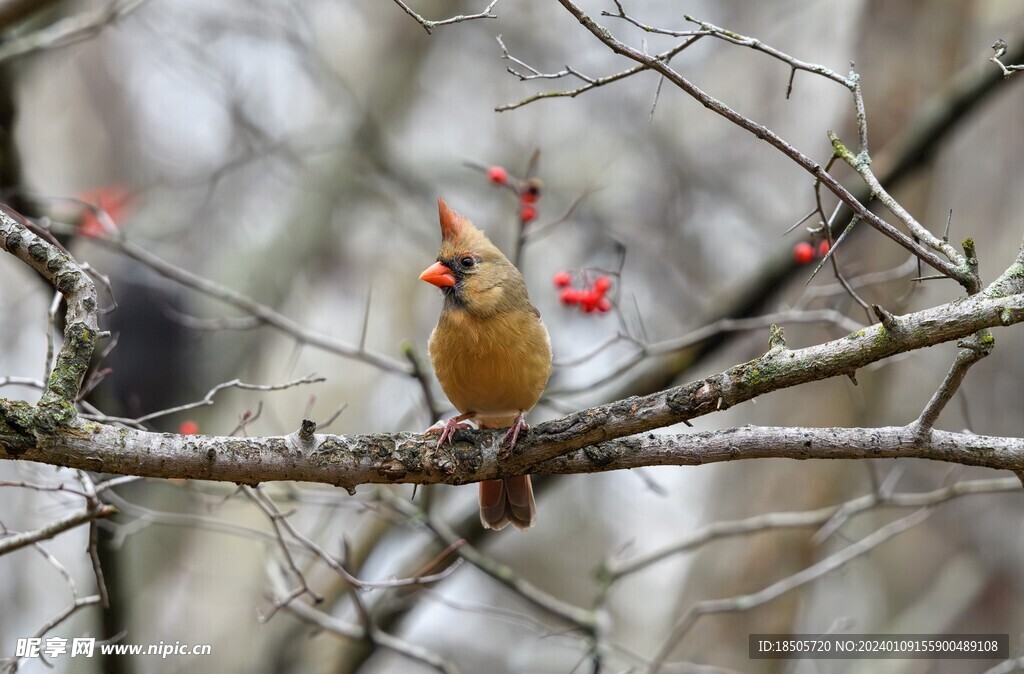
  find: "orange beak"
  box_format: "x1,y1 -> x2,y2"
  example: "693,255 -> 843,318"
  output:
419,261 -> 456,288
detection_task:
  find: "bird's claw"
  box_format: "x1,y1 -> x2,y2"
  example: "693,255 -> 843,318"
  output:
426,417 -> 473,446
498,412 -> 529,461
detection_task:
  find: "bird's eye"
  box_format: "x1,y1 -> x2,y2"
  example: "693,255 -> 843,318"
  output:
460,256 -> 475,268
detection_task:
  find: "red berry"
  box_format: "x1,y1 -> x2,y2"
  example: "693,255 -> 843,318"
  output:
77,185 -> 135,238
579,288 -> 603,312
596,297 -> 612,312
818,239 -> 831,257
553,271 -> 572,287
520,179 -> 541,203
78,213 -> 106,239
560,288 -> 580,305
793,242 -> 815,264
593,276 -> 611,294
179,420 -> 199,435
520,203 -> 537,223
487,166 -> 508,185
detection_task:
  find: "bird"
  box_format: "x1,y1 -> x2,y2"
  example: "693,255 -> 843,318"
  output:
419,197 -> 552,530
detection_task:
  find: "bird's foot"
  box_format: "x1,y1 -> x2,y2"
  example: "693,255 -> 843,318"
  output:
498,412 -> 529,461
426,414 -> 474,446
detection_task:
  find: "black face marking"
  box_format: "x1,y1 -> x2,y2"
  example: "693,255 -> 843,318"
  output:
437,257 -> 475,308
439,255 -> 479,282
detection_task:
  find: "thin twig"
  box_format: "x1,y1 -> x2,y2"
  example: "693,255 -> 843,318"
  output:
83,373 -> 323,427
990,39 -> 1024,78
77,232 -> 413,376
0,503 -> 117,557
0,0 -> 150,63
650,508 -> 932,670
496,35 -> 703,112
605,477 -> 1017,581
392,0 -> 498,35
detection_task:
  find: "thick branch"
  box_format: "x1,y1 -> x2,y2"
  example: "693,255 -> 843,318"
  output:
0,206 -> 101,409
3,422 -> 1024,491
4,209 -> 1024,484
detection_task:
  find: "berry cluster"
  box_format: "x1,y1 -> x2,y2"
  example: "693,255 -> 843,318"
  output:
554,271 -> 612,313
793,239 -> 831,264
486,165 -> 540,223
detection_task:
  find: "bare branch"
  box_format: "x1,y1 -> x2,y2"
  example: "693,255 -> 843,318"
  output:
912,332 -> 993,435
0,205 -> 104,407
0,0 -> 150,64
990,38 -> 1024,78
496,33 -> 703,112
651,508 -> 932,668
392,0 -> 498,35
604,7 -> 851,89
95,373 -> 325,427
549,2 -> 974,291
496,34 -> 595,83
379,488 -> 598,633
604,477 -> 1019,581
828,130 -> 971,279
551,308 -> 864,395
0,502 -> 117,557
267,563 -> 458,673
84,232 -> 413,376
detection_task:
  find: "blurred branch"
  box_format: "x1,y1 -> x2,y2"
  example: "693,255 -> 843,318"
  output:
0,0 -> 150,64
652,508 -> 933,669
267,563 -> 457,673
86,231 -> 414,377
0,500 -> 116,557
379,488 -> 598,632
0,0 -> 63,31
601,476 -> 1020,582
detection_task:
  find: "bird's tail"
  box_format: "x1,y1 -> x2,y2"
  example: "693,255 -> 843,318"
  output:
479,476 -> 535,531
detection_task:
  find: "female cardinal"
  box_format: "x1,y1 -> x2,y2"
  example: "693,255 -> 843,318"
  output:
420,198 -> 552,530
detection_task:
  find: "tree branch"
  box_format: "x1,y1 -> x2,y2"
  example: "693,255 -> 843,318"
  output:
392,0 -> 498,35
0,501 -> 117,556
3,421 -> 1024,490
551,0 -> 978,291
5,201 -> 1024,488
0,206 -> 104,410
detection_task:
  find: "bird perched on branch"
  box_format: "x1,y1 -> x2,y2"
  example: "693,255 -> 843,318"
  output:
419,198 -> 552,530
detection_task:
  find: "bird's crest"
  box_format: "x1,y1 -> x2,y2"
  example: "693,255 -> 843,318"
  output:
435,196 -> 510,272
438,197 -> 475,242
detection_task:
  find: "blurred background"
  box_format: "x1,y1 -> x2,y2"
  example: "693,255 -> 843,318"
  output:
1,0 -> 1024,672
